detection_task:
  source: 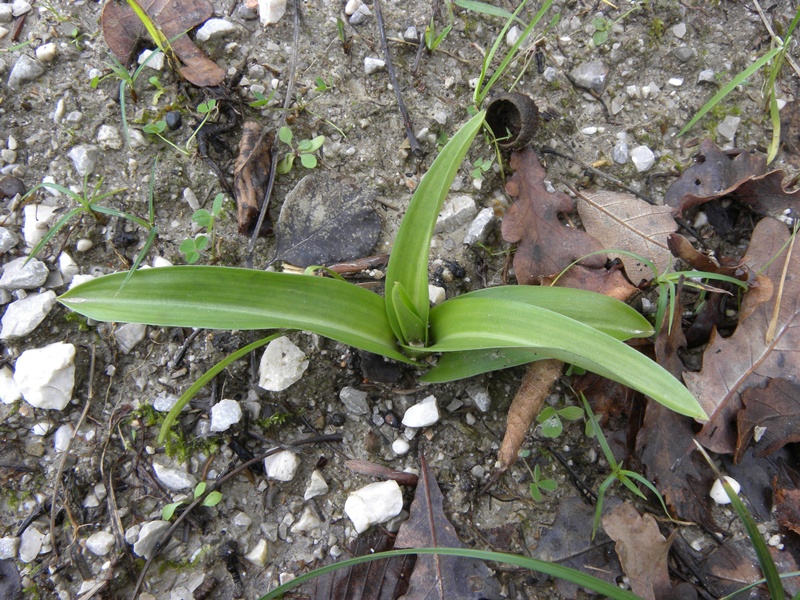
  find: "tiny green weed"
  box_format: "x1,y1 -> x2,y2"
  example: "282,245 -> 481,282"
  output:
470,156 -> 494,181
180,193 -> 225,264
249,88 -> 277,108
314,75 -> 333,93
143,99 -> 218,156
536,404 -> 584,439
518,450 -> 559,502
425,0 -> 453,52
276,126 -> 325,173
162,481 -> 222,521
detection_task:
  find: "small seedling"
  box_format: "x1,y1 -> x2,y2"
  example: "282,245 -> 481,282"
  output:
143,99 -> 218,156
249,89 -> 276,108
314,75 -> 333,93
519,449 -> 559,502
162,481 -> 222,521
470,156 -> 494,180
180,193 -> 225,264
148,75 -> 166,105
590,4 -> 642,46
425,0 -> 454,52
536,404 -> 584,439
276,126 -> 325,173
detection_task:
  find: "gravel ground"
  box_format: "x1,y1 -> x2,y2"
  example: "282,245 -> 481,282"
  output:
0,0 -> 797,598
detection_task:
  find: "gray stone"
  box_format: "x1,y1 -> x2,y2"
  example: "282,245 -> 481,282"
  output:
258,0 -> 287,25
53,423 -> 73,452
113,322 -> 147,354
132,521 -> 172,559
349,4 -> 370,25
14,342 -> 76,410
698,68 -> 716,84
0,290 -> 57,339
68,144 -> 99,177
11,0 -> 31,16
630,145 -> 656,172
672,22 -> 687,39
258,336 -> 308,391
435,195 -> 477,233
543,66 -> 558,82
364,57 -> 385,74
0,228 -> 17,253
717,115 -> 741,141
466,384 -> 491,412
672,45 -> 694,63
18,526 -> 44,563
0,5 -> 12,22
612,140 -> 629,164
0,536 -> 19,560
210,398 -> 243,432
403,26 -> 418,43
244,539 -> 268,567
291,506 -> 322,534
402,394 -> 439,428
153,392 -> 179,412
264,450 -> 300,481
344,480 -> 403,534
96,124 -> 122,150
463,207 -> 494,246
85,531 -> 115,556
233,511 -> 252,530
196,18 -> 239,42
8,54 -> 45,90
23,204 -> 58,248
339,386 -> 369,415
304,469 -> 328,500
152,462 -> 196,491
569,61 -> 608,93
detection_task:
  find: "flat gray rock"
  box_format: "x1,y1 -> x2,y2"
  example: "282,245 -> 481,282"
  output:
0,256 -> 48,290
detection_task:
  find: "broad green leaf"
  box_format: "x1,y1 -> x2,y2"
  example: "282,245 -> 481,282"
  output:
193,482 -> 207,498
538,479 -> 558,492
420,347 -> 546,383
59,267 -> 413,364
558,406 -> 584,421
427,297 -> 707,420
192,209 -> 212,227
384,110 -> 485,344
529,484 -> 543,502
162,501 -> 183,521
202,491 -> 223,507
279,126 -> 293,144
277,154 -> 294,174
211,193 -> 225,215
391,282 -> 427,346
300,153 -> 317,169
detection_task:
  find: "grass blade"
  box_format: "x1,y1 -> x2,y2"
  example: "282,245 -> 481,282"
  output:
257,547 -> 644,600
59,267 -> 413,363
384,110 -> 485,344
454,0 -> 527,26
428,297 -> 707,419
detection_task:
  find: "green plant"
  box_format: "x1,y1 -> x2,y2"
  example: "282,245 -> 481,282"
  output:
143,99 -> 218,156
180,193 -> 225,263
276,126 -> 325,173
678,7 -> 800,163
536,404 -> 584,438
314,74 -> 333,93
162,481 -> 222,521
581,393 -> 672,539
148,74 -> 166,105
58,110 -> 707,446
248,89 -> 276,108
518,453 -> 558,502
425,0 -> 453,51
589,3 -> 643,46
470,156 -> 494,180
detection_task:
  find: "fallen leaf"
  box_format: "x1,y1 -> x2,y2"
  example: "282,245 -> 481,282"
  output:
667,233 -> 748,280
344,459 -> 419,487
576,190 -> 677,285
394,451 -> 503,600
275,174 -> 382,267
602,502 -> 690,600
502,147 -> 606,284
698,538 -> 769,599
540,263 -> 637,300
735,379 -> 800,463
686,218 -> 800,454
722,447 -> 792,522
233,122 -> 274,236
530,496 -> 622,599
774,460 -> 800,536
101,0 -> 225,87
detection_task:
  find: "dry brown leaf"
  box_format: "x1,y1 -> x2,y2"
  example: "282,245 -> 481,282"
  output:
601,502 -> 675,600
576,190 -> 677,285
686,218 -> 800,454
501,147 -> 605,283
101,0 -> 225,87
344,459 -> 419,487
233,122 -> 274,236
774,460 -> 800,536
667,233 -> 748,280
734,378 -> 800,463
540,264 -> 637,300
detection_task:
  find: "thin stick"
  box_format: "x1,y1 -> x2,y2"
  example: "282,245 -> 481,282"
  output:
130,433 -> 342,599
766,222 -> 797,343
752,0 -> 800,80
374,0 -> 423,156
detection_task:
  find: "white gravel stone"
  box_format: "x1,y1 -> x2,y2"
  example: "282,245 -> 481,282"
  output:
506,25 -> 521,46
68,144 -> 99,177
569,60 -> 607,93
463,207 -> 494,246
672,22 -> 687,39
0,366 -> 21,404
153,392 -> 179,412
210,399 -> 243,432
7,54 -> 45,90
630,145 -> 656,172
31,421 -> 52,436
392,438 -> 410,456
0,536 -> 19,560
58,252 -> 79,284
344,0 -> 361,15
435,195 -> 477,233
339,386 -> 369,415
264,450 -> 300,481
244,539 -> 269,567
233,511 -> 252,529
698,68 -> 716,84
668,77 -> 684,86
183,188 -> 200,211
403,25 -> 418,43
76,238 -> 93,252
0,227 -> 17,253
0,5 -> 11,22
612,141 -> 629,164
402,395 -> 439,428
53,423 -> 74,452
11,0 -> 30,16
86,531 -> 115,556
428,285 -> 446,305
258,336 -> 308,391
22,204 -> 58,248
466,384 -> 491,412
291,506 -> 322,533
364,57 -> 385,75
0,290 -> 57,339
133,521 -> 172,559
0,256 -> 48,290
113,322 -> 147,354
349,4 -> 370,24
14,342 -> 76,410
258,0 -> 286,24
138,49 -> 164,71
153,256 -> 173,267
35,42 -> 57,62
344,480 -> 403,534
18,526 -> 44,563
710,476 -> 741,505
717,116 -> 741,141
304,469 -> 329,500
152,462 -> 196,491
196,18 -> 238,42
96,124 -> 122,150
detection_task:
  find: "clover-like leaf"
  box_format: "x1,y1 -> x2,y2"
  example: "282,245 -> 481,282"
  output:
143,121 -> 167,134
279,126 -> 293,145
300,153 -> 317,169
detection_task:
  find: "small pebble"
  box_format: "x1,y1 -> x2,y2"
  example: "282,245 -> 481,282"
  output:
11,0 -> 31,16
717,115 -> 741,141
668,77 -> 683,87
0,291 -> 57,340
96,124 -> 122,149
364,57 -> 385,75
569,60 -> 608,93
630,145 -> 655,172
339,386 -> 369,415
18,526 -> 44,563
0,366 -> 21,404
7,54 -> 45,90
392,438 -> 410,456
344,0 -> 361,16
436,195 -> 477,233
672,45 -> 693,63
53,423 -> 73,452
344,480 -> 403,534
22,204 -> 57,248
133,521 -> 172,559
463,207 -> 494,246
428,285 -> 446,305
403,26 -> 418,43
698,68 -> 716,84
349,4 -> 370,24
68,144 -> 99,177
138,49 -> 164,71
258,0 -> 287,25
244,539 -> 268,567
113,323 -> 147,354
76,238 -> 93,252
709,476 -> 741,505
86,532 -> 115,556
152,462 -> 196,491
195,18 -> 238,42
14,342 -> 76,410
264,450 -> 300,481
304,470 -> 329,500
612,141 -> 629,164
506,25 -> 521,46
258,336 -> 308,391
165,111 -> 182,131
210,399 -> 243,432
35,42 -> 57,63
402,395 -> 439,428
672,23 -> 687,39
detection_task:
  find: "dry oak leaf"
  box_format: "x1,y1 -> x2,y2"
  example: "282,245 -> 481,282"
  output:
576,189 -> 677,285
502,147 -> 605,284
101,0 -> 225,87
664,138 -> 800,219
774,460 -> 800,536
667,233 -> 748,280
734,378 -> 800,463
233,122 -> 274,236
686,217 -> 800,454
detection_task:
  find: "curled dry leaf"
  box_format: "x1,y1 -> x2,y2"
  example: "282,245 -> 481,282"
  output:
576,189 -> 677,285
667,233 -> 748,280
734,378 -> 800,463
233,121 -> 274,236
687,218 -> 800,454
101,0 -> 225,87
